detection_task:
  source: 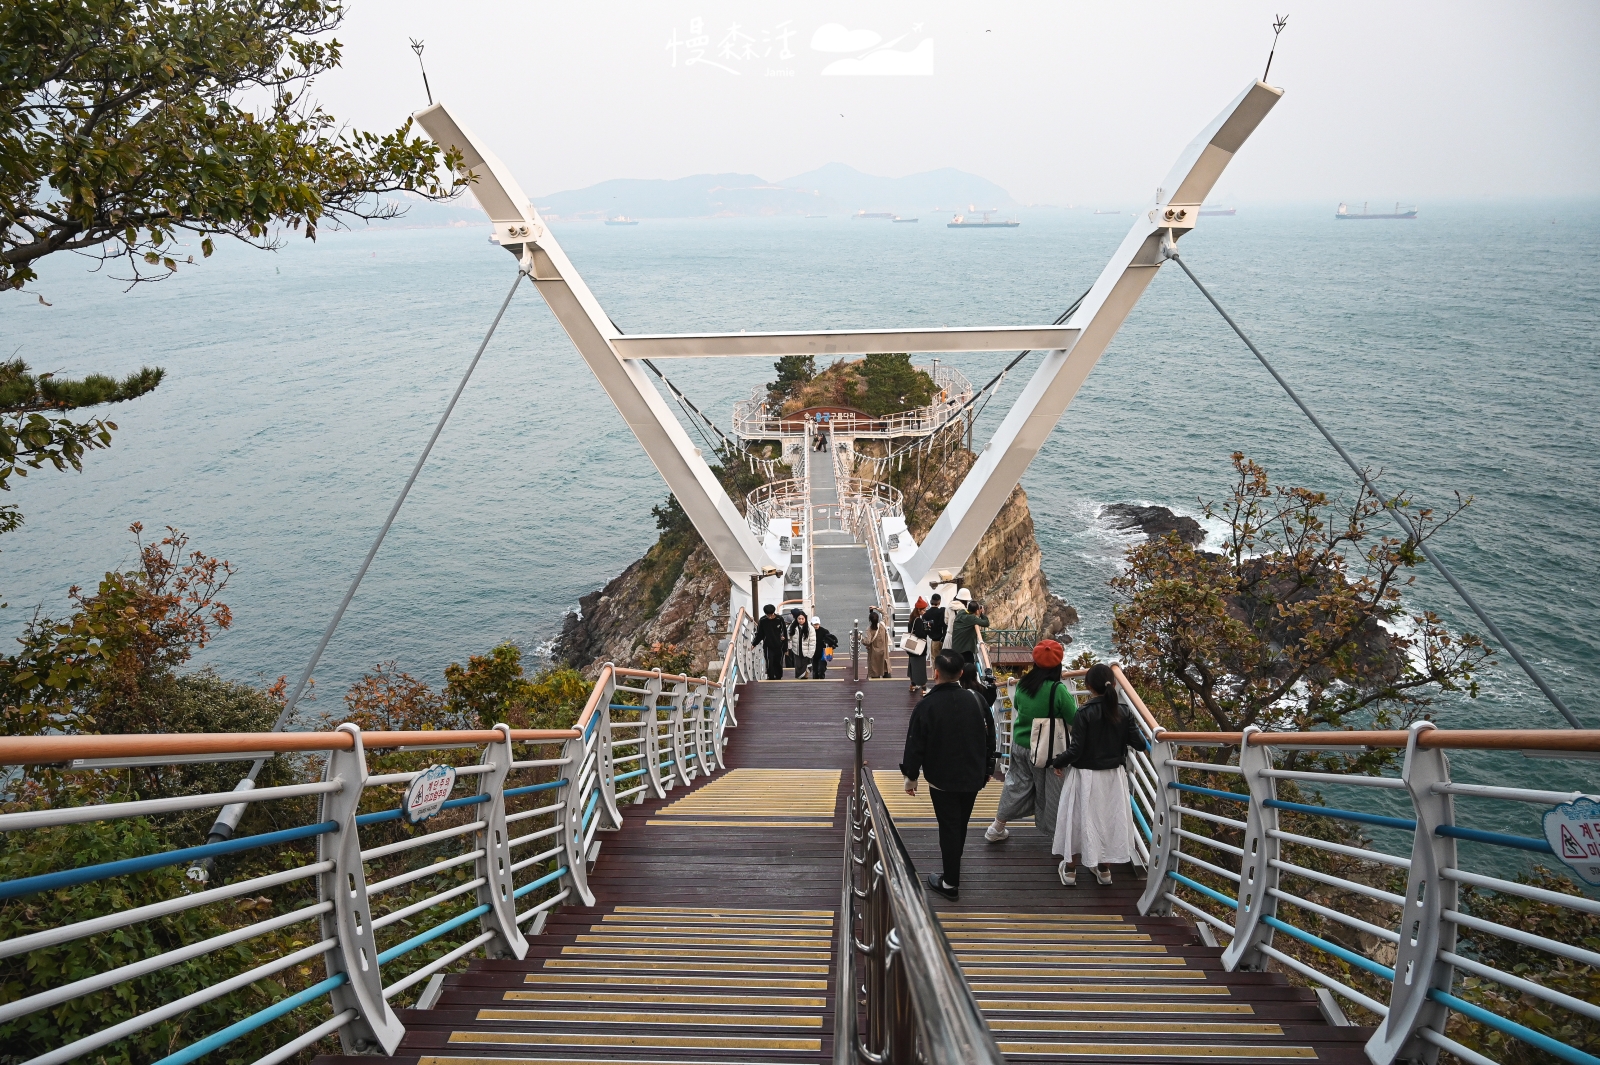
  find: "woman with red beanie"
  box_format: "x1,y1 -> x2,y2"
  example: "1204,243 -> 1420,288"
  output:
984,639 -> 1076,843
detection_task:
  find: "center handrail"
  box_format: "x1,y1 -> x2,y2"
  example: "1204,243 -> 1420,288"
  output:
837,694 -> 1004,1065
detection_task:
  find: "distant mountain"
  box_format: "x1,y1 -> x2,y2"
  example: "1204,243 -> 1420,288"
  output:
532,163 -> 1015,220
778,162 -> 1016,215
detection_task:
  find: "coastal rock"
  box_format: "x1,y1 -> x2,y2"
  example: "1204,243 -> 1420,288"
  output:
1100,503 -> 1205,547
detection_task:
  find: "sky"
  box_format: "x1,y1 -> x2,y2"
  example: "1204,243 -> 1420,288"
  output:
312,1 -> 1600,208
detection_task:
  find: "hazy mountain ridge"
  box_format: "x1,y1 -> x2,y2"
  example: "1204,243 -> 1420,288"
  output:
531,162 -> 1017,219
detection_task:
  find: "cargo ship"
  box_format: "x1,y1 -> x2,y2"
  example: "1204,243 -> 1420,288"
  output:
948,210 -> 1019,228
853,210 -> 893,219
1336,201 -> 1417,220
604,215 -> 639,226
892,216 -> 918,223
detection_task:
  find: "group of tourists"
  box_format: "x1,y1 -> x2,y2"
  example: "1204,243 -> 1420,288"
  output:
902,591 -> 988,692
750,603 -> 839,680
898,640 -> 1150,900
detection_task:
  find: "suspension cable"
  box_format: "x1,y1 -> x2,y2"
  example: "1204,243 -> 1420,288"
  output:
196,270 -> 527,860
640,357 -> 738,453
1164,244 -> 1582,729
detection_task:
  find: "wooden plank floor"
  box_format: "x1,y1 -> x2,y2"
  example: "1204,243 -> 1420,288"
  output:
315,671 -> 1372,1065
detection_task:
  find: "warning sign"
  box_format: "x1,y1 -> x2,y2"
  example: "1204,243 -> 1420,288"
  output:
1543,797 -> 1600,886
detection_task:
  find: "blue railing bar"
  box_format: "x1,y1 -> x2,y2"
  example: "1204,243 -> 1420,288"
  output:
659,758 -> 676,768
1261,914 -> 1396,981
512,865 -> 569,900
1169,781 -> 1249,804
0,819 -> 336,901
1441,948 -> 1600,1025
1130,797 -> 1152,841
152,972 -> 347,1065
581,789 -> 600,833
1435,823 -> 1554,854
375,902 -> 491,965
608,703 -> 644,710
1264,797 -> 1418,831
1166,870 -> 1239,910
504,778 -> 567,798
355,790 -> 490,827
1430,988 -> 1600,1065
583,709 -> 601,740
615,768 -> 647,783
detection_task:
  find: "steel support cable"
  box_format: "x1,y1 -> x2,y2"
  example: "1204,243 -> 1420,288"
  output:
198,271 -> 527,852
1164,246 -> 1583,729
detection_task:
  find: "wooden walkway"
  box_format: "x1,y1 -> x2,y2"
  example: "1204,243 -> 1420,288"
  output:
317,674 -> 1372,1064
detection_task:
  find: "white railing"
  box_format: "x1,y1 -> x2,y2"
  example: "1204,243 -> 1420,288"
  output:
745,477 -> 808,540
731,364 -> 974,443
1113,675 -> 1600,1065
0,662 -> 737,1064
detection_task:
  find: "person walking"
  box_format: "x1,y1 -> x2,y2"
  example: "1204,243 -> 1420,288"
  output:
1049,663 -> 1150,886
865,608 -> 891,679
984,640 -> 1076,843
906,598 -> 930,695
900,650 -> 997,901
788,610 -> 812,679
752,604 -> 788,680
925,593 -> 948,660
811,616 -> 838,678
950,600 -> 990,664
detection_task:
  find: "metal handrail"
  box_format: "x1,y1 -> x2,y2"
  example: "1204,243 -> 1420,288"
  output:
838,694 -> 1004,1065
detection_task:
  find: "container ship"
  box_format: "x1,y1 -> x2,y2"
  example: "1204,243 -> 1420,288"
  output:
1336,201 -> 1417,220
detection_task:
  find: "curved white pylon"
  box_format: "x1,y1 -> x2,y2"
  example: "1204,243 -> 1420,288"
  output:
902,80 -> 1284,586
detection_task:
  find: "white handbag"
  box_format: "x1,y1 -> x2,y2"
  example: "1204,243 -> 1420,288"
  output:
1029,682 -> 1071,768
899,634 -> 926,655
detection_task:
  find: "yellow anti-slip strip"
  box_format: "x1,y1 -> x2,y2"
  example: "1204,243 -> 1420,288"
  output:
422,1060 -> 802,1065
594,919 -> 834,930
561,947 -> 830,962
576,927 -> 832,940
944,912 -> 1125,920
646,820 -> 835,828
995,1043 -> 1316,1059
960,965 -> 1203,972
502,990 -> 827,1009
543,959 -> 829,975
981,999 -> 1252,1015
970,982 -> 1232,996
524,973 -> 826,991
476,1008 -> 823,1028
989,1020 -> 1284,1036
615,906 -> 834,917
447,1031 -> 821,1052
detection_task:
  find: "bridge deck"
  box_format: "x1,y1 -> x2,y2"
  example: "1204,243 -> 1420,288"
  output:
316,676 -> 1371,1065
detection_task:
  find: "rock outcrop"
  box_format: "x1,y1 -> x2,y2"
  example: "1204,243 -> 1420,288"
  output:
1100,503 -> 1205,547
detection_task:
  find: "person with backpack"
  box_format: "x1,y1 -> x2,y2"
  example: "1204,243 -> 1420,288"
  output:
984,639 -> 1076,842
950,600 -> 989,664
752,603 -> 788,680
811,616 -> 839,678
900,650 -> 997,901
1049,662 -> 1150,885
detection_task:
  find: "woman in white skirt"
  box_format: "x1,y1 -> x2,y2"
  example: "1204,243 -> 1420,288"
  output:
1048,663 -> 1150,886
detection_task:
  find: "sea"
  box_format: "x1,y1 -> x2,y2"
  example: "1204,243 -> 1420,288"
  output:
3,203 -> 1596,865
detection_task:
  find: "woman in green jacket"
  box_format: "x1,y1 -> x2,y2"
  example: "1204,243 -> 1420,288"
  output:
984,640 -> 1077,842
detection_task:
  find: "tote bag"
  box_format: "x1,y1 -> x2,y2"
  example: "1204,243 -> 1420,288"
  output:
899,634 -> 926,655
1029,682 -> 1071,768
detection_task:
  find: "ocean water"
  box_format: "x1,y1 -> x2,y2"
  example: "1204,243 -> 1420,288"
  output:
2,203 -> 1596,851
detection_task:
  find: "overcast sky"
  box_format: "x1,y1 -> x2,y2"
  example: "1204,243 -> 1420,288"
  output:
315,1 -> 1600,206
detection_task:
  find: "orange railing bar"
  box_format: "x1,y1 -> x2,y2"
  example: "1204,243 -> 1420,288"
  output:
1110,664 -> 1165,736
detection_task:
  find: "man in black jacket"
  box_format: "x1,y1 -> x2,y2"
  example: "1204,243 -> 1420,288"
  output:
925,593 -> 948,660
900,650 -> 997,900
751,604 -> 788,680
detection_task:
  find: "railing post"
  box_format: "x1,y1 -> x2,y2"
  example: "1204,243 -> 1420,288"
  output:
1137,734 -> 1183,917
643,677 -> 667,800
663,672 -> 693,787
1368,722 -> 1458,1065
885,927 -> 915,1064
476,724 -> 530,960
596,693 -> 623,832
708,680 -> 730,770
693,682 -> 718,774
864,855 -> 891,1060
557,729 -> 597,908
317,724 -> 404,1055
1223,727 -> 1281,971
852,620 -> 862,682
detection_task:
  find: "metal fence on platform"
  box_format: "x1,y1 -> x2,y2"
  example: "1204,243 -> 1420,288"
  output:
0,663 -> 736,1064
